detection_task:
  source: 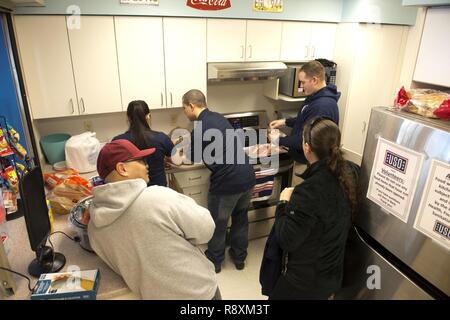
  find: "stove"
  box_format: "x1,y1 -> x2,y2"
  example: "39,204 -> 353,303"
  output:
222,110 -> 294,240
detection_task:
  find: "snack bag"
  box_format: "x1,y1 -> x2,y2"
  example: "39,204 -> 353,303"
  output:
433,99 -> 450,120
394,87 -> 450,119
43,168 -> 79,190
2,166 -> 19,193
0,128 -> 14,157
47,175 -> 92,215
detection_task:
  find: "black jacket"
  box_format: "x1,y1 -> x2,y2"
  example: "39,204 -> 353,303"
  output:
273,159 -> 352,296
279,84 -> 340,163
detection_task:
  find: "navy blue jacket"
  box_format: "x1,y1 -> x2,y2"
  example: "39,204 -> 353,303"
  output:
188,108 -> 255,195
279,84 -> 340,163
113,130 -> 174,187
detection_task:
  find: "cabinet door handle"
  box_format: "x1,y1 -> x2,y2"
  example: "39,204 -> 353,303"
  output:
305,46 -> 309,58
70,98 -> 74,114
80,97 -> 86,113
189,176 -> 201,181
312,46 -> 316,58
362,121 -> 367,133
240,45 -> 244,59
161,92 -> 164,108
189,191 -> 202,196
248,45 -> 253,59
170,92 -> 173,107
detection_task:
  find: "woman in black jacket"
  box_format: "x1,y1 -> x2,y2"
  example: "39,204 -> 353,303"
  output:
269,117 -> 358,300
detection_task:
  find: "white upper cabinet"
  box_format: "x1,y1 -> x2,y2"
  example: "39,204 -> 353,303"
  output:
207,19 -> 281,62
413,7 -> 450,87
280,22 -> 310,61
310,23 -> 337,60
246,20 -> 282,62
68,16 -> 122,115
115,17 -> 165,109
164,18 -> 206,108
207,19 -> 246,62
14,16 -> 78,119
280,22 -> 337,61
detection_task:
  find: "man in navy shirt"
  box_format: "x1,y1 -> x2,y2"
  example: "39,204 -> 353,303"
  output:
269,61 -> 340,185
181,89 -> 256,273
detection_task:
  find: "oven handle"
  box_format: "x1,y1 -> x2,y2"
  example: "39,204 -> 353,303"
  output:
253,162 -> 293,174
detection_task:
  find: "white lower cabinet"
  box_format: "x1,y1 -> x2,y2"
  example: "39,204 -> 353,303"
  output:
171,168 -> 210,207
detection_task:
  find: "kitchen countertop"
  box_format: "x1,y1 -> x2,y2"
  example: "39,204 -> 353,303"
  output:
4,213 -> 132,300
2,163 -> 136,300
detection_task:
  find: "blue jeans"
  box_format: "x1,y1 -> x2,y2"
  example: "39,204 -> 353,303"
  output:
205,189 -> 252,266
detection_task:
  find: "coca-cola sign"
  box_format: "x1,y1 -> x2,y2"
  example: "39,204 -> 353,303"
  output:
186,0 -> 231,11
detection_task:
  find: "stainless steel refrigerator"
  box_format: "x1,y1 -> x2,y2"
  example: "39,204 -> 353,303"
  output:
336,107 -> 450,300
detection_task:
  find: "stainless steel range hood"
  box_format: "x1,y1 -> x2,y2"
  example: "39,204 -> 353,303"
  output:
208,61 -> 287,82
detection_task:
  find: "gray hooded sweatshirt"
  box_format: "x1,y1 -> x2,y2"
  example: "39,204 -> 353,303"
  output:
88,179 -> 217,299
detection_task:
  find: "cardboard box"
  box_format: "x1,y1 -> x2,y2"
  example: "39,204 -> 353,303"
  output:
31,269 -> 100,300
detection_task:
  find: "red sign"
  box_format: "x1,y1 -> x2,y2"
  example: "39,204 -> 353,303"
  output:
186,0 -> 231,10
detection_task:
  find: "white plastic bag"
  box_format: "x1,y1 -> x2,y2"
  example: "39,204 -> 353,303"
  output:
65,132 -> 101,173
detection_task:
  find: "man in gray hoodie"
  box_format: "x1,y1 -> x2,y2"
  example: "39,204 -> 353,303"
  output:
88,139 -> 219,299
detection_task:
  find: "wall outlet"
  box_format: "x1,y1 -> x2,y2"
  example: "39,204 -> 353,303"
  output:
84,120 -> 93,132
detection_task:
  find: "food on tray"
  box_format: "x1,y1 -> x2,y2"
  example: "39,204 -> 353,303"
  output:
245,143 -> 287,158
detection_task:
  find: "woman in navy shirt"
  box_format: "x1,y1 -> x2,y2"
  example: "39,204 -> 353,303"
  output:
113,100 -> 174,186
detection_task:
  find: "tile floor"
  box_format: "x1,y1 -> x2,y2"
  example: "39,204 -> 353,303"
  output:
110,237 -> 268,300
215,237 -> 267,300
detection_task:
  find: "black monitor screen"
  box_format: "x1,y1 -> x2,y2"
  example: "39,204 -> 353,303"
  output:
19,166 -> 50,251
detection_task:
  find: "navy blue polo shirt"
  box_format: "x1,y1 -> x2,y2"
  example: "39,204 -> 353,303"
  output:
188,108 -> 255,195
113,131 -> 174,187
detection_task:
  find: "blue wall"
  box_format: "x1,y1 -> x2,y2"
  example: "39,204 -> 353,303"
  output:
341,0 -> 418,24
0,15 -> 29,154
14,0 -> 418,25
14,0 -> 343,22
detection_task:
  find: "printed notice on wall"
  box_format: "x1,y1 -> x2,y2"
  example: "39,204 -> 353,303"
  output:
414,160 -> 450,250
367,137 -> 424,223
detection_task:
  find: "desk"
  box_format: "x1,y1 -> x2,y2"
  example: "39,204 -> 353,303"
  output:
5,212 -> 133,300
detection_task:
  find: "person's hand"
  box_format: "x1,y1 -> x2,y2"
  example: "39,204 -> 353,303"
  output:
269,119 -> 286,129
280,187 -> 294,202
268,129 -> 286,143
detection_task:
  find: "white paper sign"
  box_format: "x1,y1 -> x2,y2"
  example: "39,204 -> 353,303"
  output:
414,159 -> 450,250
367,137 -> 424,223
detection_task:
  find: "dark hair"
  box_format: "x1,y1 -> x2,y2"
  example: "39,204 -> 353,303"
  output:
127,100 -> 155,150
303,117 -> 358,215
299,61 -> 326,82
182,89 -> 207,108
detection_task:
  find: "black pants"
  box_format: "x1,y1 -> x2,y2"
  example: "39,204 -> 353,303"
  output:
269,275 -> 331,300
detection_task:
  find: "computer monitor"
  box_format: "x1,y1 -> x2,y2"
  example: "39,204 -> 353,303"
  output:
19,166 -> 65,277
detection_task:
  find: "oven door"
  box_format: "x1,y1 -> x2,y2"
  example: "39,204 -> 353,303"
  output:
247,160 -> 293,240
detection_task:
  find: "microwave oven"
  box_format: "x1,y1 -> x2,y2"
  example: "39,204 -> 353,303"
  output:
278,60 -> 337,98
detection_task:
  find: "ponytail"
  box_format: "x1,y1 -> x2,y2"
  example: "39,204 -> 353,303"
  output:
304,118 -> 358,217
127,100 -> 154,150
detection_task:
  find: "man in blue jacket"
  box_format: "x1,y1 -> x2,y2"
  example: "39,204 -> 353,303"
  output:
181,89 -> 256,274
269,61 -> 340,185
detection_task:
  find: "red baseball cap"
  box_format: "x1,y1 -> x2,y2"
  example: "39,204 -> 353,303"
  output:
97,139 -> 155,179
